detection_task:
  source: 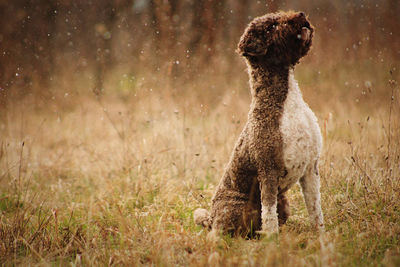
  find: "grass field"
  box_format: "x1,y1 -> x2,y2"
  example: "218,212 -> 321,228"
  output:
1,57 -> 400,266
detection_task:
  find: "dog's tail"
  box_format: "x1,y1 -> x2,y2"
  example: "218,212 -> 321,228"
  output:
194,208 -> 212,228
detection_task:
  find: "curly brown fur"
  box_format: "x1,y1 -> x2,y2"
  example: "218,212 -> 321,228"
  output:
194,11 -> 316,237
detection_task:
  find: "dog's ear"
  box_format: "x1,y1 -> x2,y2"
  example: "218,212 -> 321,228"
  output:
237,24 -> 268,57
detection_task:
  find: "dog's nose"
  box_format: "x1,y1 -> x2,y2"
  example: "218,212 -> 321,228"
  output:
298,12 -> 305,17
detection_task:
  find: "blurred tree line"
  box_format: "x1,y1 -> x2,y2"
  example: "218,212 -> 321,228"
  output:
0,0 -> 399,108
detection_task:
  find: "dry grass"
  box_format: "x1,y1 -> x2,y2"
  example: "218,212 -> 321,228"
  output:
1,58 -> 400,266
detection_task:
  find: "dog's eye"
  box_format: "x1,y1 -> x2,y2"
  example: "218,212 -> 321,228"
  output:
267,23 -> 278,31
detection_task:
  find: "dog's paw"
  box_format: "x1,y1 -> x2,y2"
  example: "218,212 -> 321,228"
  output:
261,209 -> 279,235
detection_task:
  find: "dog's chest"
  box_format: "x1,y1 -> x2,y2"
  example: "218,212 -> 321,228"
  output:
279,73 -> 322,190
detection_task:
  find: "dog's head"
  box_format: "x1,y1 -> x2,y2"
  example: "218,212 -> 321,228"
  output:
237,11 -> 314,67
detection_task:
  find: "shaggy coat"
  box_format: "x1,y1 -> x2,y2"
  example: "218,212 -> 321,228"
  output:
194,11 -> 324,237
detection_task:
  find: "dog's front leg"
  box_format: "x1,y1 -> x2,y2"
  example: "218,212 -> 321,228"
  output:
258,169 -> 279,234
299,163 -> 324,232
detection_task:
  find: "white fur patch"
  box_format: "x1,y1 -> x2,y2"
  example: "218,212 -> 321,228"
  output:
261,203 -> 279,233
279,70 -> 322,190
194,208 -> 211,227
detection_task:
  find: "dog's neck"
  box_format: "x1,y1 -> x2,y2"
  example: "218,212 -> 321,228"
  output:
248,62 -> 291,111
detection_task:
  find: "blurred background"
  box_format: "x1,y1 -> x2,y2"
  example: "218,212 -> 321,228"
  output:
1,2 -> 399,264
0,0 -> 399,110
